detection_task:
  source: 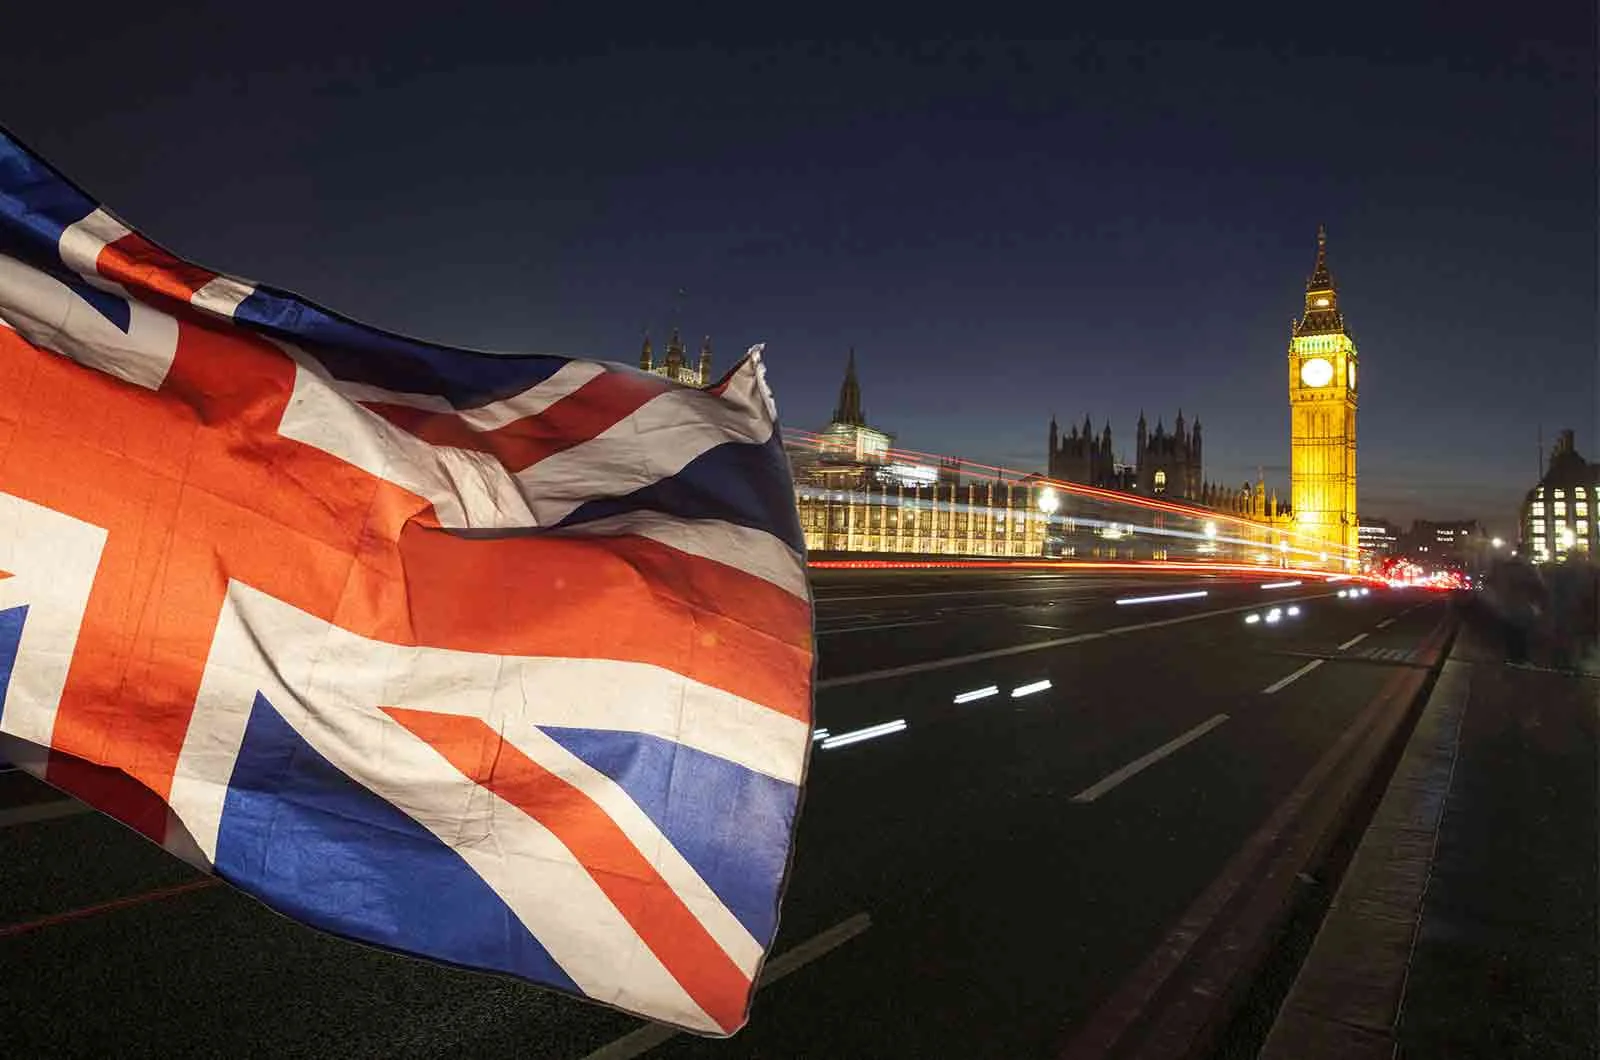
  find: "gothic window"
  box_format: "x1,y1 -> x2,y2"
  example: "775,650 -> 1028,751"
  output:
1154,470 -> 1167,493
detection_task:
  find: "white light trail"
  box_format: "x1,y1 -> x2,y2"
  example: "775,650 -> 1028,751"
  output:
1244,613 -> 1261,624
1260,581 -> 1302,590
953,685 -> 1000,704
1010,679 -> 1052,698
1115,590 -> 1209,606
1287,606 -> 1301,616
820,720 -> 907,749
812,728 -> 830,742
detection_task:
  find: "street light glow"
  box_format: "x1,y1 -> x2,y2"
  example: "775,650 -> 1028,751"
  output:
1038,487 -> 1060,515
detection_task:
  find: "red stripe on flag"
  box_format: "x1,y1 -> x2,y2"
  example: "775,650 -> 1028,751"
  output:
390,525 -> 813,722
385,708 -> 752,1033
96,233 -> 217,305
363,369 -> 671,473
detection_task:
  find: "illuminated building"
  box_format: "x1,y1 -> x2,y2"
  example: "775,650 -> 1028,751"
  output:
638,328 -> 712,387
1520,429 -> 1599,564
817,348 -> 892,464
796,357 -> 1306,562
1288,226 -> 1359,568
1358,519 -> 1401,559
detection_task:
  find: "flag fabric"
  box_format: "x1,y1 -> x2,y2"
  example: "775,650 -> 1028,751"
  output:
0,129 -> 813,1035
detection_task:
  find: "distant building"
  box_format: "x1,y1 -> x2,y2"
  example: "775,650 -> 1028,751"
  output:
638,328 -> 713,387
1520,429 -> 1600,564
1048,415 -> 1116,489
1136,410 -> 1202,499
816,348 -> 893,465
1399,519 -> 1484,567
1358,519 -> 1401,559
1045,409 -> 1200,499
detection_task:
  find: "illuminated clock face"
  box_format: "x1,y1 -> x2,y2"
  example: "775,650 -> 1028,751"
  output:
1300,357 -> 1334,388
1348,361 -> 1357,389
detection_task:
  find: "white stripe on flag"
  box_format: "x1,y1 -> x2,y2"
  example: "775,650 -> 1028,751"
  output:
0,250 -> 177,391
276,347 -> 537,529
190,275 -> 256,319
328,358 -> 609,431
516,356 -> 776,527
0,492 -> 108,749
504,724 -> 765,976
553,511 -> 809,601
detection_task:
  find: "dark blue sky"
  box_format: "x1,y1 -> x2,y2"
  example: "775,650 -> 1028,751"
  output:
1,6 -> 1592,531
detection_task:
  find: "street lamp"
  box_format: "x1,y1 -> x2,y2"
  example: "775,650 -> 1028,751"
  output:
1560,527 -> 1577,550
1203,521 -> 1217,539
1038,487 -> 1060,515
1491,537 -> 1505,549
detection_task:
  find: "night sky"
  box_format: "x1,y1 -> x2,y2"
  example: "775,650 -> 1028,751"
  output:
1,6 -> 1592,531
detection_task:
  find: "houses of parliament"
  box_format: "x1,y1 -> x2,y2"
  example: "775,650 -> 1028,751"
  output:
682,226 -> 1358,567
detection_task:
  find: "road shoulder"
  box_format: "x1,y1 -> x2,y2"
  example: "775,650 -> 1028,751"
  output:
1260,614 -> 1600,1059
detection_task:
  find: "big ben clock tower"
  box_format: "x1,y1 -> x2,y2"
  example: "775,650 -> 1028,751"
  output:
1288,226 -> 1358,568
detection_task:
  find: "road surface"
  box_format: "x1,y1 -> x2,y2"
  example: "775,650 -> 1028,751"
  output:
0,567 -> 1448,1058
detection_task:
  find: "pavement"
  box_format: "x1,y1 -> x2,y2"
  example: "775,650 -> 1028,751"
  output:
1260,601 -> 1600,1060
0,567 -> 1452,1059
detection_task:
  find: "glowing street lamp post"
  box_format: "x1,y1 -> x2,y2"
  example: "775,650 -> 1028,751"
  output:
1038,487 -> 1060,559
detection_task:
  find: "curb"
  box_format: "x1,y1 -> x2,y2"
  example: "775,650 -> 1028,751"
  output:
1059,607 -> 1459,1060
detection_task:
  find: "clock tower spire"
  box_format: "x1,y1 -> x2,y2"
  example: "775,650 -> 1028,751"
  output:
1288,225 -> 1359,569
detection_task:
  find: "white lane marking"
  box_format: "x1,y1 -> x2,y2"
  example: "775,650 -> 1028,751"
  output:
820,720 -> 907,749
815,620 -> 937,637
1262,659 -> 1325,695
1071,714 -> 1231,803
1116,591 -> 1208,606
1338,633 -> 1369,651
1023,623 -> 1066,631
954,686 -> 1001,704
817,592 -> 1336,690
1261,581 -> 1302,590
1376,618 -> 1396,629
583,913 -> 874,1060
1011,679 -> 1052,698
0,800 -> 92,829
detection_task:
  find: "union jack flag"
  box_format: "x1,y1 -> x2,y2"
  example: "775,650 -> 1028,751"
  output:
0,129 -> 813,1035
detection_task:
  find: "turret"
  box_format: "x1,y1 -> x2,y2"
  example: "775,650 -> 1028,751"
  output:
697,336 -> 713,383
639,332 -> 653,371
664,327 -> 685,374
1137,411 -> 1148,454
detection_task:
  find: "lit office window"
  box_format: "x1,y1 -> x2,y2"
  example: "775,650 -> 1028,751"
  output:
1555,489 -> 1566,499
1533,503 -> 1546,515
1555,502 -> 1568,516
1533,519 -> 1546,532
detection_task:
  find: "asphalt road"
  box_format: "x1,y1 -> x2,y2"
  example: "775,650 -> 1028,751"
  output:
0,568 -> 1450,1059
